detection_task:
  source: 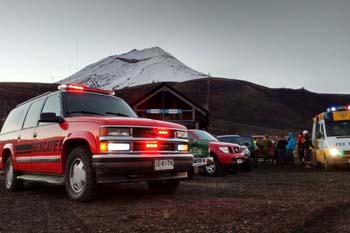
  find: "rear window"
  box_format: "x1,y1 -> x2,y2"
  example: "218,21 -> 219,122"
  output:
1,104 -> 29,134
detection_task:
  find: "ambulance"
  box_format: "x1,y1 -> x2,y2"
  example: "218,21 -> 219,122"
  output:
312,105 -> 350,170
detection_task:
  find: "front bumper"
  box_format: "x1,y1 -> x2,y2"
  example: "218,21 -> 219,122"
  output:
92,153 -> 193,183
326,156 -> 350,165
193,157 -> 214,167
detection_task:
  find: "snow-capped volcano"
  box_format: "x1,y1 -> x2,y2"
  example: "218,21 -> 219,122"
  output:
59,47 -> 206,90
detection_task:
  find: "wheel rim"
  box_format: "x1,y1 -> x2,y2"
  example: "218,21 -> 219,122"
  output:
69,158 -> 86,193
5,159 -> 14,189
206,163 -> 216,174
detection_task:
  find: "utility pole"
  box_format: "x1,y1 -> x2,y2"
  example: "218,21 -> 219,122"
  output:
207,73 -> 211,112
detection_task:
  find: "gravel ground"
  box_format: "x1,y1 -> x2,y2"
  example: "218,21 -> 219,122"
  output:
1,166 -> 350,233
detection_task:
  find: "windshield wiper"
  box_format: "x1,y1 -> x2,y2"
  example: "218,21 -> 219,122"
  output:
67,110 -> 105,116
105,112 -> 129,117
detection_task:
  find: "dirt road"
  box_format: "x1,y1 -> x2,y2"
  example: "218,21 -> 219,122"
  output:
1,166 -> 350,233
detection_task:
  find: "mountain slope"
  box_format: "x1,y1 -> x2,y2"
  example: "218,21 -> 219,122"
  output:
59,47 -> 206,89
117,78 -> 350,134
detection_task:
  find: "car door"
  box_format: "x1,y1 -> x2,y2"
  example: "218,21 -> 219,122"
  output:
31,93 -> 64,174
15,98 -> 45,171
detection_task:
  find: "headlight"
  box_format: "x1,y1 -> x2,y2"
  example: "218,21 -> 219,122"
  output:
99,142 -> 130,152
176,130 -> 188,139
100,127 -> 131,137
219,146 -> 230,154
329,148 -> 339,157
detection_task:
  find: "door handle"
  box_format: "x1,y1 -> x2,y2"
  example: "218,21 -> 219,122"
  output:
17,135 -> 21,140
33,132 -> 38,138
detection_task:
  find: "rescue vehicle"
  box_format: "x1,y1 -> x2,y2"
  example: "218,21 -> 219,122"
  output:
312,105 -> 350,170
0,84 -> 193,202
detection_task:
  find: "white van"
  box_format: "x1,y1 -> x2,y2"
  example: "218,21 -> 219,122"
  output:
312,106 -> 350,170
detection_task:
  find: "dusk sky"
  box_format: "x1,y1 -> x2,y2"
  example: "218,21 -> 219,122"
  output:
1,0 -> 349,93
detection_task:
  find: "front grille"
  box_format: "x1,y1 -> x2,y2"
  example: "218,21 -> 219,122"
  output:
132,127 -> 175,138
343,150 -> 350,156
133,142 -> 177,152
233,147 -> 240,153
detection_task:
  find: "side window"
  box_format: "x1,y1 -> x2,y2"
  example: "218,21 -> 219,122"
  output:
23,99 -> 45,129
42,94 -> 61,116
315,121 -> 321,139
320,123 -> 325,138
0,104 -> 29,134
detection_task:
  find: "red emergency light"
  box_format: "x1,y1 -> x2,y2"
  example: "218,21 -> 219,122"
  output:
58,84 -> 115,95
145,141 -> 159,150
157,128 -> 170,137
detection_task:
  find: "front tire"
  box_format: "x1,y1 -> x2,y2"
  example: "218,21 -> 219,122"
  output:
205,154 -> 224,176
5,157 -> 23,191
324,155 -> 334,171
148,179 -> 179,194
65,146 -> 98,202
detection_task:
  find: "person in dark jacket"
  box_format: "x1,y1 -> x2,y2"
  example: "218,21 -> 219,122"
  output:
276,134 -> 288,167
303,131 -> 312,168
286,132 -> 296,165
263,135 -> 273,165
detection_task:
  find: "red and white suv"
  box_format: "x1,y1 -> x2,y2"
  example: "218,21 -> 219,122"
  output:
0,84 -> 193,201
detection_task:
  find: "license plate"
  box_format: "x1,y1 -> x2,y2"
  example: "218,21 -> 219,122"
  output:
237,159 -> 243,164
154,159 -> 174,171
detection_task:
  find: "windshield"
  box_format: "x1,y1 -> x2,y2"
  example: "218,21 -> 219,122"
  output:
325,121 -> 350,137
241,136 -> 253,146
192,130 -> 218,142
218,136 -> 242,145
62,92 -> 137,118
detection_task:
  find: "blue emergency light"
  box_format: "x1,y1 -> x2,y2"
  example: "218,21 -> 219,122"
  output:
326,105 -> 350,112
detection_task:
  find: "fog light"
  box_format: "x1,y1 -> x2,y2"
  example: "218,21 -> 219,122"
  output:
177,144 -> 188,151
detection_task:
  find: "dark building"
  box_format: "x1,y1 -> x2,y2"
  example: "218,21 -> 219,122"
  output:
116,82 -> 209,129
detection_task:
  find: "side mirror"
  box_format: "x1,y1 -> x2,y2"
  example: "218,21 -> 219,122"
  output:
39,112 -> 63,123
245,142 -> 249,146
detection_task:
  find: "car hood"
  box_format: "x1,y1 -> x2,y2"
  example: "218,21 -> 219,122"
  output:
65,116 -> 187,130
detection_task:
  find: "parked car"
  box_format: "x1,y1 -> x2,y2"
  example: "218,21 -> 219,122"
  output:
187,139 -> 213,179
217,135 -> 252,171
0,84 -> 193,202
188,130 -> 245,176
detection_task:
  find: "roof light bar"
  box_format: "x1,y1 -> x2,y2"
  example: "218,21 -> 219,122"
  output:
58,84 -> 115,95
326,105 -> 350,112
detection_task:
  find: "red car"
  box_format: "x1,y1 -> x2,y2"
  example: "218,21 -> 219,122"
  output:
0,84 -> 193,202
188,130 -> 245,176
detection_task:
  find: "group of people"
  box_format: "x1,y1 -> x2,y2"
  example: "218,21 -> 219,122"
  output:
255,131 -> 312,168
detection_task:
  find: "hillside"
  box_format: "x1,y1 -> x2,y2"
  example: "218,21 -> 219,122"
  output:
116,78 -> 350,134
59,47 -> 206,89
1,79 -> 350,135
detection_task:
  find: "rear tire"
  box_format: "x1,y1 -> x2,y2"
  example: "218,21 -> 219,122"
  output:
65,146 -> 98,202
5,157 -> 23,191
148,179 -> 179,194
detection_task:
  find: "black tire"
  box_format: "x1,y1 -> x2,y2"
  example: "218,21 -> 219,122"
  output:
187,167 -> 195,180
242,159 -> 252,172
148,179 -> 179,194
5,157 -> 23,191
205,154 -> 224,176
64,146 -> 98,202
324,155 -> 334,171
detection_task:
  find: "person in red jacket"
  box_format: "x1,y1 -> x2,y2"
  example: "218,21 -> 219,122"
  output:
297,132 -> 305,166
